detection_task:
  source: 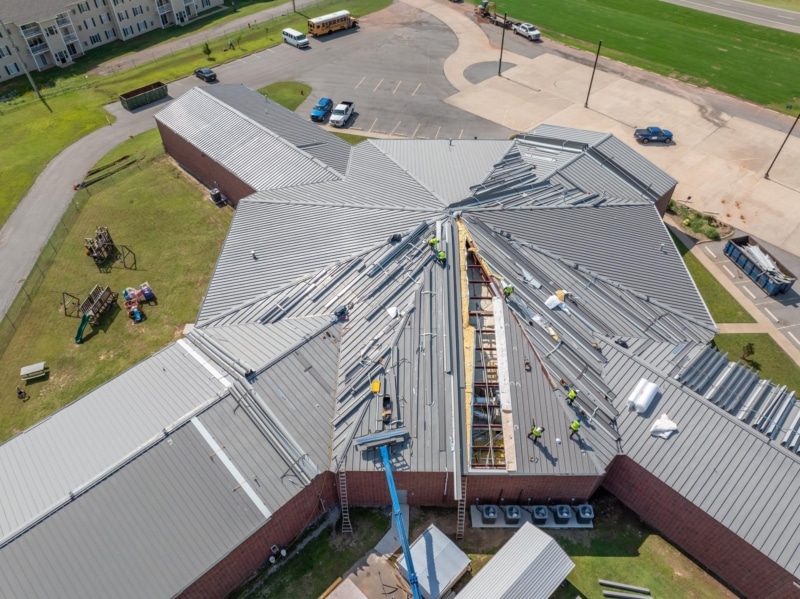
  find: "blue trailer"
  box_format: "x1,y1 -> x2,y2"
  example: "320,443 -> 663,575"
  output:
724,236 -> 795,296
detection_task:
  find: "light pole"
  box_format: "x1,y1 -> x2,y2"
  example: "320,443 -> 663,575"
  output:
498,14 -> 507,77
765,110 -> 800,180
584,39 -> 603,109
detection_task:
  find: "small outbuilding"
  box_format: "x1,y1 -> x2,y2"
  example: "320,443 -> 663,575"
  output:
397,525 -> 471,599
456,522 -> 574,599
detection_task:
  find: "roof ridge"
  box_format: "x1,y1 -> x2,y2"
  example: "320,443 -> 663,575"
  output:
195,86 -> 345,180
240,195 -> 443,213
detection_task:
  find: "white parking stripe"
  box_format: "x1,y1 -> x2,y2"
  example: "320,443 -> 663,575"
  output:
741,286 -> 756,300
411,123 -> 421,138
722,264 -> 737,278
788,331 -> 800,346
435,126 -> 441,140
704,246 -> 717,258
390,121 -> 402,136
369,118 -> 378,133
393,81 -> 402,94
354,76 -> 365,89
764,307 -> 780,323
458,129 -> 464,139
373,78 -> 384,92
412,82 -> 422,96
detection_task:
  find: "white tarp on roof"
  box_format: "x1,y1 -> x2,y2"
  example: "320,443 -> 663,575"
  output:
457,522 -> 573,599
398,524 -> 470,599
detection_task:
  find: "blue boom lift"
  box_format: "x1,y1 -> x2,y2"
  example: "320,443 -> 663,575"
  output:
355,428 -> 422,599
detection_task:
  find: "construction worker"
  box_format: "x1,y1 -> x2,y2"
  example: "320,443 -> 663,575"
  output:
437,250 -> 446,266
16,386 -> 27,400
566,388 -> 578,405
569,419 -> 581,439
428,236 -> 439,249
503,285 -> 514,298
528,424 -> 544,444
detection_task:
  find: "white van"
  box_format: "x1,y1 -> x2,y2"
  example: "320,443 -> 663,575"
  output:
282,28 -> 309,48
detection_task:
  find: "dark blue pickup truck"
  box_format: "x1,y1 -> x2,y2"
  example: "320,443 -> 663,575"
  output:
634,126 -> 673,144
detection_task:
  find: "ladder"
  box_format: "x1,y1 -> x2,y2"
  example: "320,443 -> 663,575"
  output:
456,476 -> 468,540
339,470 -> 353,534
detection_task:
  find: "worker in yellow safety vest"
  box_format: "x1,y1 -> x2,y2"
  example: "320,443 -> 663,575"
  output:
428,236 -> 439,249
437,250 -> 446,265
503,285 -> 514,298
567,388 -> 578,405
528,425 -> 544,444
569,419 -> 581,439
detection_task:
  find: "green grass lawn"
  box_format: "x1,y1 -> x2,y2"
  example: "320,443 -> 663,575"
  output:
550,493 -> 733,598
713,333 -> 800,394
0,129 -> 232,442
0,0 -> 391,229
670,231 -> 756,324
234,508 -> 388,598
259,81 -> 313,110
491,0 -> 800,113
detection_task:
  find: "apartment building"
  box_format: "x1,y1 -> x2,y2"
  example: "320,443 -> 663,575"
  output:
0,0 -> 223,82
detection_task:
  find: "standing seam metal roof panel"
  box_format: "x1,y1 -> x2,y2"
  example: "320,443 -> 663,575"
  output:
0,342 -> 231,544
456,522 -> 574,599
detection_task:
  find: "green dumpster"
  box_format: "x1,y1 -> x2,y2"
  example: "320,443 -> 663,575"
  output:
119,82 -> 168,111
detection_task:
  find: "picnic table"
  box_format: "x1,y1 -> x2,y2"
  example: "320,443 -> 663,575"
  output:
20,362 -> 49,381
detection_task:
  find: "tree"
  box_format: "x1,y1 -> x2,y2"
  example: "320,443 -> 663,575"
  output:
202,43 -> 211,60
741,342 -> 755,362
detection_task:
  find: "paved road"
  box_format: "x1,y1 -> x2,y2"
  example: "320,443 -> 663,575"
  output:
659,0 -> 800,34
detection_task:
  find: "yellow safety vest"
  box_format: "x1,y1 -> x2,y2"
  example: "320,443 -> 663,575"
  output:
570,420 -> 581,431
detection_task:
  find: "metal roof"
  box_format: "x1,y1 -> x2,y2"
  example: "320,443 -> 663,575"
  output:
202,84 -> 352,176
0,402 -> 272,599
603,340 -> 800,578
197,200 -> 439,323
468,204 -> 715,328
456,522 -> 574,599
0,342 -> 232,545
154,87 -> 342,191
371,139 -> 514,206
397,524 -> 470,599
531,123 -> 610,146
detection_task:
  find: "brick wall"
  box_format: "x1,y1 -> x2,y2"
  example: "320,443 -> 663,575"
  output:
157,122 -> 256,207
344,470 -> 602,507
179,471 -> 337,599
656,184 -> 675,216
603,456 -> 799,599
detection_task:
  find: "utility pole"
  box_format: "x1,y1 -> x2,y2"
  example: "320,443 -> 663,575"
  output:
765,110 -> 800,180
498,14 -> 507,77
0,19 -> 48,109
584,39 -> 603,109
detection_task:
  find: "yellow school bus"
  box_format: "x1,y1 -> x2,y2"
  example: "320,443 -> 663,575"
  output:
307,10 -> 359,36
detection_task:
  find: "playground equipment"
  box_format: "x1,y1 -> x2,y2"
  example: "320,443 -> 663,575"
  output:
122,282 -> 155,324
84,226 -> 137,270
355,429 -> 422,599
63,285 -> 119,343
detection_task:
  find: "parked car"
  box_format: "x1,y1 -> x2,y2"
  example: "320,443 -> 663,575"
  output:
329,101 -> 355,127
310,97 -> 334,122
512,22 -> 541,41
634,126 -> 673,144
194,68 -> 217,82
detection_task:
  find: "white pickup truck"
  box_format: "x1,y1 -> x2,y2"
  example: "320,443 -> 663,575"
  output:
512,22 -> 541,41
329,101 -> 354,128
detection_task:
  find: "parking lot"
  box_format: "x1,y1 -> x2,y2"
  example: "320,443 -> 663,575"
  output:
221,3 -> 514,140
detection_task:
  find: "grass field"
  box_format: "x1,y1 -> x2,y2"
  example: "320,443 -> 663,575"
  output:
493,0 -> 800,113
670,232 -> 756,323
234,508 -> 388,599
0,129 -> 232,443
713,333 -> 800,393
0,0 -> 391,229
259,81 -> 313,110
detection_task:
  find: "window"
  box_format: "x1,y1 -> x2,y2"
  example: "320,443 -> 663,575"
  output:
104,28 -> 116,39
99,13 -> 109,23
201,0 -> 210,7
136,20 -> 148,32
89,33 -> 102,44
45,25 -> 58,36
132,6 -> 142,16
117,11 -> 127,20
77,2 -> 91,13
0,46 -> 9,58
122,26 -> 133,36
112,0 -> 123,5
4,63 -> 20,75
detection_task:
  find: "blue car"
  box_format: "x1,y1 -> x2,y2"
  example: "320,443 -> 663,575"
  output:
310,97 -> 333,122
634,126 -> 673,144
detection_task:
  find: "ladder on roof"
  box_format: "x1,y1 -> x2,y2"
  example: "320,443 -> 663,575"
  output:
339,470 -> 353,535
456,476 -> 468,540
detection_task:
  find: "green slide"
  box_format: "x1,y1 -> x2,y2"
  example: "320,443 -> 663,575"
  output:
75,313 -> 91,344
